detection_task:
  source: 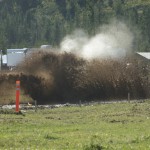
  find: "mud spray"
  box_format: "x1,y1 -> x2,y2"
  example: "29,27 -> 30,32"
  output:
0,21 -> 149,104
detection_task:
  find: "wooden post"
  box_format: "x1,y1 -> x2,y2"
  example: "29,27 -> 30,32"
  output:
35,100 -> 37,112
128,92 -> 130,103
79,100 -> 82,107
16,81 -> 20,112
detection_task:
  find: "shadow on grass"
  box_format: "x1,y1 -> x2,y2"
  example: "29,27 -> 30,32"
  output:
44,134 -> 60,140
84,143 -> 105,150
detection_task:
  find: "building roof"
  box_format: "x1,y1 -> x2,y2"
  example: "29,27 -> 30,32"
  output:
136,52 -> 150,60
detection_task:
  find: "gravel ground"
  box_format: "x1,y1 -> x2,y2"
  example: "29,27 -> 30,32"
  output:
0,99 -> 147,111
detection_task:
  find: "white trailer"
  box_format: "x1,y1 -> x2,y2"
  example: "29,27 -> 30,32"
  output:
7,48 -> 28,68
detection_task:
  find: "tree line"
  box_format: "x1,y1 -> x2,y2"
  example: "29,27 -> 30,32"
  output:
0,0 -> 150,53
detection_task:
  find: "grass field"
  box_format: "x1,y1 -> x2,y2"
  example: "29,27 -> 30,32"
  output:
0,101 -> 150,150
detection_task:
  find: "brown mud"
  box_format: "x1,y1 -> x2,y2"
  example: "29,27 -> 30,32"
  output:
0,51 -> 149,104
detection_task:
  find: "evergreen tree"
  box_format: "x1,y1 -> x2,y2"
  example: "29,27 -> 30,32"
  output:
0,0 -> 150,52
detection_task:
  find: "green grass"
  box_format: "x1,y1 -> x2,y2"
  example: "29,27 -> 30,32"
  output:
0,101 -> 150,150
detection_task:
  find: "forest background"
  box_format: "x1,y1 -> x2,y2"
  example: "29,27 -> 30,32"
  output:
0,0 -> 150,53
